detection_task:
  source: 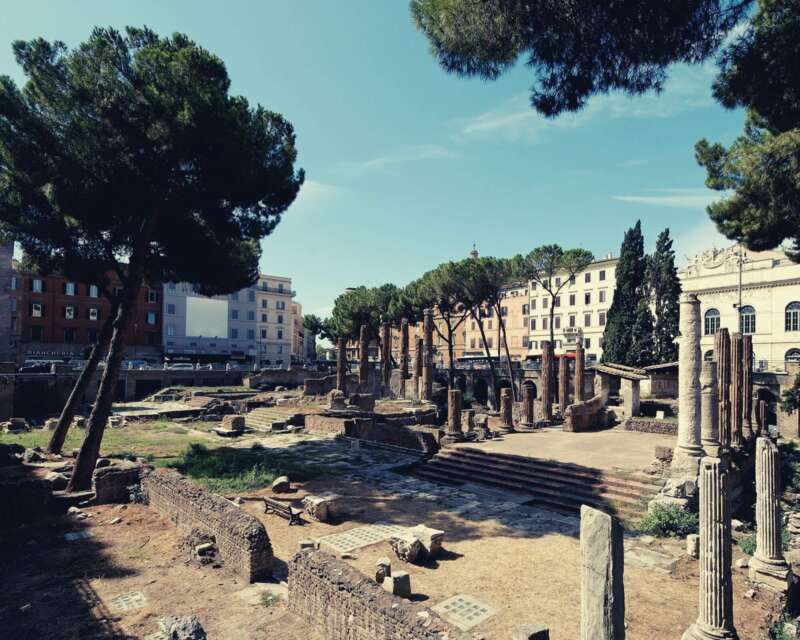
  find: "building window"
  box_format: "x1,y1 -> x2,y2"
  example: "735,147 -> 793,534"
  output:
63,328 -> 75,343
231,309 -> 239,320
10,276 -> 17,291
599,270 -> 606,281
89,284 -> 99,297
32,279 -> 43,293
31,302 -> 43,318
230,292 -> 239,301
88,329 -> 98,343
65,282 -> 76,296
531,299 -> 536,310
146,311 -> 157,325
168,282 -> 176,292
261,328 -> 267,339
278,283 -> 284,292
501,306 -> 508,316
277,329 -> 283,340
278,314 -> 284,324
30,326 -> 43,341
261,299 -> 268,309
584,338 -> 591,349
10,298 -> 16,312
704,350 -> 714,362
599,311 -> 606,326
584,272 -> 591,283
88,307 -> 99,321
247,310 -> 255,321
542,317 -> 549,330
261,313 -> 267,323
704,308 -> 721,335
247,329 -> 255,340
569,315 -> 576,328
277,301 -> 286,310
569,294 -> 575,306
522,336 -> 529,347
166,324 -> 175,337
786,302 -> 800,332
530,318 -> 536,331
543,298 -> 549,309
740,305 -> 756,334
584,292 -> 591,305
569,275 -> 575,285
554,316 -> 561,329
522,304 -> 529,316
486,337 -> 493,348
584,313 -> 592,327
230,328 -> 238,339
148,289 -> 158,303
248,289 -> 256,302
167,303 -> 176,315
786,349 -> 800,363
599,290 -> 606,303
554,296 -> 561,307
555,277 -> 561,287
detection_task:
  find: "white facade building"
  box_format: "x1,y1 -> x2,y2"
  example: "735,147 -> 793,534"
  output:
255,274 -> 294,368
678,245 -> 800,371
527,256 -> 618,363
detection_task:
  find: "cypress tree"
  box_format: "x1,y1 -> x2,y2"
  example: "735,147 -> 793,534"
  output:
647,229 -> 682,363
602,221 -> 648,365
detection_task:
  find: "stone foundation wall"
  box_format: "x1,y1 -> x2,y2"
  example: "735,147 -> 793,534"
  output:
623,417 -> 678,436
141,469 -> 273,582
288,550 -> 469,640
93,461 -> 144,503
303,373 -> 359,396
343,418 -> 441,454
563,394 -> 609,432
305,413 -> 349,436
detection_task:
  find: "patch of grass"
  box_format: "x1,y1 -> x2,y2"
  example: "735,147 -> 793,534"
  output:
738,534 -> 756,555
637,503 -> 698,538
768,613 -> 795,640
166,443 -> 328,494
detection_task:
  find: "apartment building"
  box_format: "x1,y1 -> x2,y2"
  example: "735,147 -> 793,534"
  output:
291,302 -> 316,364
11,265 -> 162,363
527,256 -> 618,363
463,283 -> 530,361
255,274 -> 294,368
679,245 -> 800,370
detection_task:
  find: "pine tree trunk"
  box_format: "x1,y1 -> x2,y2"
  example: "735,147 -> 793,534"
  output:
496,303 -> 517,401
472,309 -> 499,410
47,307 -> 116,454
67,283 -> 140,492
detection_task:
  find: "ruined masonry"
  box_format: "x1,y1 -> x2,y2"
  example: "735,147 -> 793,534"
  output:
358,324 -> 369,389
541,340 -> 553,421
558,356 -> 569,416
714,328 -> 732,451
399,318 -> 409,399
749,437 -> 792,592
682,457 -> 738,640
499,387 -> 514,433
422,309 -> 433,401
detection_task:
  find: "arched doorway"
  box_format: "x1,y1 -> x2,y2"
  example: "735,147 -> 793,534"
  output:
755,388 -> 776,432
473,378 -> 488,405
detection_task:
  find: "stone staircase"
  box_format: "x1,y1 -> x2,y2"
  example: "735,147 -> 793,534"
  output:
245,407 -> 305,432
413,447 -> 663,521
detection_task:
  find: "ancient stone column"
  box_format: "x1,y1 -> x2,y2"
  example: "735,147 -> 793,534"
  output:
673,293 -> 704,474
742,334 -> 754,441
558,356 -> 569,416
580,506 -> 625,640
413,337 -> 423,400
749,437 -> 791,592
358,324 -> 370,389
757,399 -> 768,436
499,387 -> 514,433
443,389 -> 464,445
682,457 -> 737,640
381,322 -> 392,397
336,337 -> 347,395
730,333 -> 744,449
399,318 -> 409,399
540,340 -> 553,421
421,309 -> 434,401
575,342 -> 586,402
715,329 -> 732,452
701,360 -> 721,457
519,382 -> 536,431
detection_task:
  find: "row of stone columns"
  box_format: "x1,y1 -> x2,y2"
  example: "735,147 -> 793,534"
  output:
714,327 -> 757,452
422,309 -> 434,402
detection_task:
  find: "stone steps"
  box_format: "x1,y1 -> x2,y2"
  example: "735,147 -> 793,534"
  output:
413,447 -> 662,520
245,407 -> 304,432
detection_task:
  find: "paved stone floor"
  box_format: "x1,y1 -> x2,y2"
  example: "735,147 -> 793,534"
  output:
459,426 -> 675,473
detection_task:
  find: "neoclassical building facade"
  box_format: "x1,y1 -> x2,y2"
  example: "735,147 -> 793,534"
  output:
679,245 -> 800,371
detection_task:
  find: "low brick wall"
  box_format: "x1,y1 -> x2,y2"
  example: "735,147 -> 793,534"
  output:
141,469 -> 273,582
288,550 -> 469,640
623,417 -> 678,436
305,413 -> 349,436
563,394 -> 609,432
344,418 -> 441,454
93,460 -> 144,503
303,374 -> 359,396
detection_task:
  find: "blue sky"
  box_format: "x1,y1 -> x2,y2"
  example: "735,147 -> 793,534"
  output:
1,1 -> 746,318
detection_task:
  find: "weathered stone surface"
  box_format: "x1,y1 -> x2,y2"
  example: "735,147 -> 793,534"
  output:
389,533 -> 423,564
422,309 -> 434,401
673,293 -> 703,474
558,356 -> 569,416
328,388 -> 347,411
336,337 -> 348,395
44,471 -> 69,491
271,476 -> 291,493
749,437 -> 792,592
686,534 -> 699,559
682,457 -> 737,640
381,322 -> 392,397
376,556 -> 391,583
575,342 -> 586,403
399,318 -> 409,399
413,337 -> 423,400
359,324 -> 370,389
580,505 -> 625,640
44,418 -> 58,431
513,623 -> 551,640
499,387 -> 514,432
445,389 -> 463,442
142,469 -> 273,582
288,550 -> 469,639
541,341 -> 553,421
715,328 -> 732,450
159,614 -> 207,640
730,333 -> 744,449
742,334 -> 754,440
382,571 -> 412,599
700,360 -> 721,457
519,382 -> 536,431
409,524 -> 444,558
93,460 -> 143,504
221,415 -> 245,431
302,493 -> 340,523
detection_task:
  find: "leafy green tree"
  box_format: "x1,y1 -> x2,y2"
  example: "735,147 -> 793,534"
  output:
0,27 -> 304,489
695,0 -> 800,258
411,0 -> 748,116
781,373 -> 800,415
602,221 -> 651,365
329,287 -> 377,341
647,229 -> 681,363
629,297 -> 656,367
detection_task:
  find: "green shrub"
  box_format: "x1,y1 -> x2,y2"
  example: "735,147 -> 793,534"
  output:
737,534 -> 756,555
637,504 -> 698,538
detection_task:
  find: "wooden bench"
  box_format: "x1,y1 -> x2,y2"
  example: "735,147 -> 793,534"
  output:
263,496 -> 302,525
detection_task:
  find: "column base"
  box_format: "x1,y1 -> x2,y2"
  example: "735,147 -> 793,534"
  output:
494,424 -> 515,434
516,421 -> 537,432
749,556 -> 792,592
682,622 -> 738,640
671,445 -> 704,477
440,434 -> 464,447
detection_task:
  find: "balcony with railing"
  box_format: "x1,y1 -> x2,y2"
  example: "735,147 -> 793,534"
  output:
258,285 -> 296,296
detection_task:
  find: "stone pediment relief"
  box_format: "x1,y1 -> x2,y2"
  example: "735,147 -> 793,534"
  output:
686,245 -> 744,275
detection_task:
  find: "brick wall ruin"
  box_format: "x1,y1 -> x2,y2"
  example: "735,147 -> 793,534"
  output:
288,550 -> 469,640
563,394 -> 610,432
141,469 -> 273,582
343,419 -> 441,454
303,373 -> 359,396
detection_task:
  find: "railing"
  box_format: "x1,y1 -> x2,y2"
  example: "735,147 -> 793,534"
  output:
259,286 -> 295,296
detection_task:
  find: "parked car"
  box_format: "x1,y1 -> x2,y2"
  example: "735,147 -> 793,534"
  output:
166,363 -> 195,371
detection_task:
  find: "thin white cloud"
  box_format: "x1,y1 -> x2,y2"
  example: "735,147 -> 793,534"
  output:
342,144 -> 460,173
455,63 -> 717,143
612,188 -> 728,210
673,218 -> 735,267
287,180 -> 343,215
